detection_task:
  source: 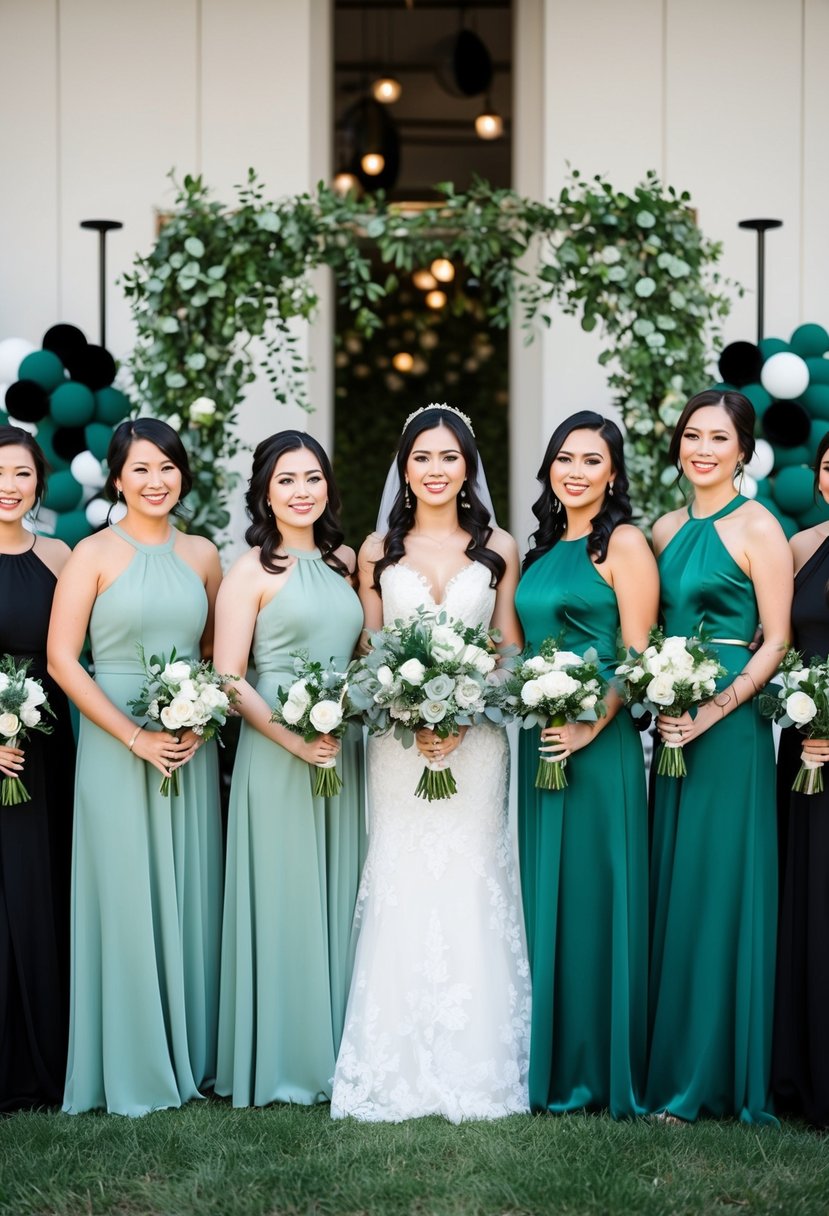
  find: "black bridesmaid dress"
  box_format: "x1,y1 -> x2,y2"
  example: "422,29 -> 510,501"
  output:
773,533 -> 829,1126
0,541 -> 75,1110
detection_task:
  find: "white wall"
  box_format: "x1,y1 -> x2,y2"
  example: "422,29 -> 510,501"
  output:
511,0 -> 829,539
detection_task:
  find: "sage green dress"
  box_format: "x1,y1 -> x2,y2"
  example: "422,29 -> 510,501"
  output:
515,538 -> 649,1117
215,547 -> 365,1107
646,496 -> 777,1124
63,525 -> 223,1116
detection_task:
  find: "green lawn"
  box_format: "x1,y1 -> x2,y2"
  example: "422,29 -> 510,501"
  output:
1,1102 -> 827,1216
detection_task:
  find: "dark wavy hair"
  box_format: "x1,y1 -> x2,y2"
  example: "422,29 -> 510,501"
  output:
0,424 -> 49,503
245,430 -> 348,577
814,429 -> 829,499
104,418 -> 193,511
668,389 -> 756,484
523,411 -> 632,572
372,406 -> 505,591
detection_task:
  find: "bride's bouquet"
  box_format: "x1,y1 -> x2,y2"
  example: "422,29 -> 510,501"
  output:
348,609 -> 504,801
614,627 -> 725,778
500,640 -> 607,790
760,650 -> 829,795
128,647 -> 236,796
0,655 -> 54,806
271,653 -> 356,797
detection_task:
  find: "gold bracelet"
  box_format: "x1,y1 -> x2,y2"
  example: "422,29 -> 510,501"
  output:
736,670 -> 760,695
127,725 -> 143,751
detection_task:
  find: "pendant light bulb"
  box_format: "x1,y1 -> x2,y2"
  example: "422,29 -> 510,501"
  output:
361,151 -> 385,176
372,76 -> 402,105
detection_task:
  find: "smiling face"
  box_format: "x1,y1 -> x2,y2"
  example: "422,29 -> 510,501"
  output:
115,438 -> 183,517
405,424 -> 467,509
818,446 -> 829,504
549,428 -> 614,514
0,444 -> 38,523
678,404 -> 743,489
268,447 -> 328,534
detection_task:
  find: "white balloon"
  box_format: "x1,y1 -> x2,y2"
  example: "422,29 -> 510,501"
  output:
739,472 -> 758,499
0,337 -> 36,384
7,415 -> 37,435
70,449 -> 106,489
760,352 -> 810,400
85,497 -> 111,528
109,499 -> 127,523
745,438 -> 775,481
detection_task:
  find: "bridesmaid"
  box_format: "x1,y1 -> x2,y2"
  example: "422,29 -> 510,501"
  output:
515,411 -> 658,1117
646,389 -> 791,1124
214,431 -> 364,1107
0,426 -> 74,1110
772,428 -> 829,1126
48,418 -> 223,1115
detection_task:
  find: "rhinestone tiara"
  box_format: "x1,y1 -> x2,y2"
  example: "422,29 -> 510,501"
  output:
401,403 -> 475,437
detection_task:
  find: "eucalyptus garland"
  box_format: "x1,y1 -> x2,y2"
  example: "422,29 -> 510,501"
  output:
124,169 -> 734,541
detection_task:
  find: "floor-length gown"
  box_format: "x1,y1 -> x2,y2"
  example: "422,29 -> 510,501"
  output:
63,525 -> 223,1116
331,561 -> 531,1123
772,533 -> 829,1125
515,539 -> 648,1117
0,543 -> 74,1110
215,547 -> 365,1107
646,496 -> 777,1124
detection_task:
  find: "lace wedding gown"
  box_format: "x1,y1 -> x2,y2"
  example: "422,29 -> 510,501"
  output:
331,561 -> 531,1122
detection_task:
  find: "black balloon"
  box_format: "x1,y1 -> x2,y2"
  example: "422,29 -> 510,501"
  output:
718,341 -> 763,388
42,324 -> 88,364
65,344 -> 117,390
436,30 -> 493,97
762,400 -> 811,448
4,379 -> 51,423
52,425 -> 87,462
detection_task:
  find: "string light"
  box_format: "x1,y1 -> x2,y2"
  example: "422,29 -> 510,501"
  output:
372,76 -> 402,104
430,258 -> 455,283
361,152 -> 385,176
425,290 -> 447,310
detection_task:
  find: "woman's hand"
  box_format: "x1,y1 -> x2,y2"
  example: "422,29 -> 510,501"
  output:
131,728 -> 194,779
0,742 -> 25,780
801,737 -> 829,764
415,726 -> 467,761
539,721 -> 594,761
287,732 -> 341,766
656,709 -> 701,747
169,727 -> 204,769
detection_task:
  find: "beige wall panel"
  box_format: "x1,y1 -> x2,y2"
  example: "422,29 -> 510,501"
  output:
802,0 -> 829,327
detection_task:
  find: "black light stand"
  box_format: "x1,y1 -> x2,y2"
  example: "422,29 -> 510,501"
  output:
79,219 -> 124,348
737,218 -> 782,343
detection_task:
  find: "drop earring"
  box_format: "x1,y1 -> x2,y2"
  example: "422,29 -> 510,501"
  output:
460,485 -> 471,510
607,483 -> 614,498
404,481 -> 411,509
735,460 -> 745,490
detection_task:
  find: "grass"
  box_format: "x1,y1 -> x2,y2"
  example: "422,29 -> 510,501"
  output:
1,1101 -> 828,1216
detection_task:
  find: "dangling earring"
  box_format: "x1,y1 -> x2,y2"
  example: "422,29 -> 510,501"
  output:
117,488 -> 124,502
735,460 -> 745,491
607,483 -> 615,498
553,495 -> 562,514
266,501 -> 274,517
404,481 -> 411,509
460,485 -> 471,510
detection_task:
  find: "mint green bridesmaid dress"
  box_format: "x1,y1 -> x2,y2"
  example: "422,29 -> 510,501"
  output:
646,496 -> 777,1124
63,526 -> 223,1116
515,538 -> 649,1117
215,548 -> 365,1107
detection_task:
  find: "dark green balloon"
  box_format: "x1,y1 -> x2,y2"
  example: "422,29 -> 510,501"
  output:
18,349 -> 65,392
53,508 -> 92,548
790,324 -> 829,359
43,469 -> 83,513
0,409 -> 7,427
759,337 -> 789,360
51,381 -> 95,427
741,382 -> 772,417
756,495 -> 798,538
34,417 -> 69,470
806,357 -> 829,385
85,422 -> 112,460
798,500 -> 829,528
94,387 -> 130,426
772,465 -> 814,515
802,384 -> 829,419
809,420 -> 829,457
773,443 -> 811,470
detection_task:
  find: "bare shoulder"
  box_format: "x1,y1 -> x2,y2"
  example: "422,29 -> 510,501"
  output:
223,546 -> 265,587
790,524 -> 827,573
64,526 -> 118,570
32,534 -> 72,577
606,522 -> 652,558
651,507 -> 688,554
360,532 -> 385,564
486,525 -> 519,562
333,543 -> 357,575
739,498 -> 788,545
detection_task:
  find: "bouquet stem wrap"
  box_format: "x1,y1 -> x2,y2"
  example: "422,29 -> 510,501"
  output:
0,734 -> 29,806
536,713 -> 568,791
657,737 -> 687,779
793,753 -> 823,796
415,754 -> 458,802
313,756 -> 343,798
159,752 -> 181,799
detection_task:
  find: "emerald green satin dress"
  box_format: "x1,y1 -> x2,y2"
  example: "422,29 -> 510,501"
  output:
515,538 -> 649,1117
215,548 -> 365,1107
646,496 -> 777,1124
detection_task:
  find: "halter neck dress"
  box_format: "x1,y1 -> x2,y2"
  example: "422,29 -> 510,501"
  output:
646,496 -> 777,1124
62,524 -> 223,1116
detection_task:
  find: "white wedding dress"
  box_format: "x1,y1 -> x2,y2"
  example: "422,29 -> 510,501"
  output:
331,561 -> 531,1123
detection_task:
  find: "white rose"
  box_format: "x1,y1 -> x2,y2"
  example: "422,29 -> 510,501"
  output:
646,673 -> 677,706
627,667 -> 646,683
786,690 -> 818,726
430,626 -> 465,662
177,678 -> 198,701
524,656 -> 552,675
376,665 -> 394,688
160,705 -> 179,730
286,680 -> 311,713
23,678 -> 47,707
166,412 -> 182,432
163,660 -> 192,684
581,694 -> 598,709
309,700 -> 343,734
462,644 -> 496,675
399,659 -> 427,686
787,668 -> 810,687
661,635 -> 689,656
164,695 -> 196,727
0,674 -> 9,693
281,698 -> 305,726
455,676 -> 484,709
189,698 -> 212,725
0,712 -> 20,738
199,684 -> 226,709
551,651 -> 582,670
189,396 -> 217,425
20,706 -> 41,728
665,650 -> 695,677
521,680 -> 545,708
537,670 -> 580,699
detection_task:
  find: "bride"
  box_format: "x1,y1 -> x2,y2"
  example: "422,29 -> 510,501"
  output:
331,404 -> 531,1122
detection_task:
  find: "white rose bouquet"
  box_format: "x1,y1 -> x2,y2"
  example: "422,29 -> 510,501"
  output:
347,608 -> 504,802
760,650 -> 829,795
500,639 -> 608,791
0,655 -> 54,806
128,647 -> 237,796
614,626 -> 726,778
271,652 -> 357,797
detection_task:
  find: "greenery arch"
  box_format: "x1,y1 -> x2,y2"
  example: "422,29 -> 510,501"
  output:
124,170 -> 733,541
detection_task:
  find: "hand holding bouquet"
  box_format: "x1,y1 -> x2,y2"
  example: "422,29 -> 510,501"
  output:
614,627 -> 726,778
128,647 -> 236,796
348,609 -> 504,801
501,640 -> 607,790
760,651 -> 829,795
271,653 -> 355,797
0,655 -> 54,806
